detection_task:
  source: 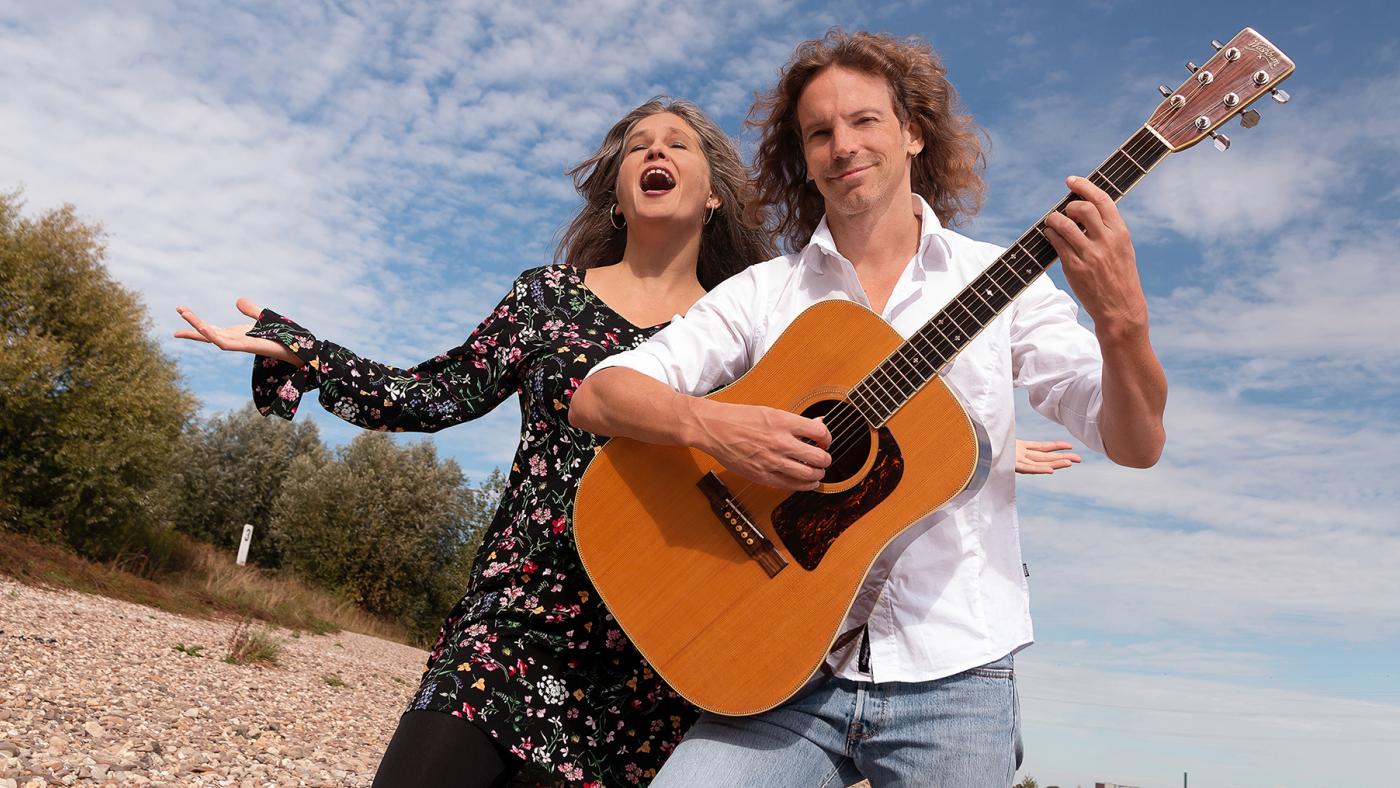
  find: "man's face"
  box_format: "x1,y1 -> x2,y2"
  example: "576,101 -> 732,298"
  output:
795,66 -> 924,223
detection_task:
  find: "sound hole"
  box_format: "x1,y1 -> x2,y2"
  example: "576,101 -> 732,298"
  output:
799,399 -> 873,485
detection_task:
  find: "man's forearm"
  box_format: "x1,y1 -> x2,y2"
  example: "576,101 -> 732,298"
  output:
570,367 -> 832,490
570,368 -> 707,448
1095,320 -> 1167,468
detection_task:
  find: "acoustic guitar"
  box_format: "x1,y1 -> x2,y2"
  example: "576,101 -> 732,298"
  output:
574,28 -> 1295,715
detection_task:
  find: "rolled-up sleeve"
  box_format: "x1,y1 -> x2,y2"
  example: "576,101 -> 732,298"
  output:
1010,275 -> 1106,453
589,267 -> 762,396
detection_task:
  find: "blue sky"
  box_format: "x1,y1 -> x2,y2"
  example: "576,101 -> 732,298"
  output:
3,1 -> 1397,785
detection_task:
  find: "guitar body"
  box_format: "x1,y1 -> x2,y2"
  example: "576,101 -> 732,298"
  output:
573,300 -> 988,715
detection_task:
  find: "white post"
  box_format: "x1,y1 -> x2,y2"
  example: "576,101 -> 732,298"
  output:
236,524 -> 254,566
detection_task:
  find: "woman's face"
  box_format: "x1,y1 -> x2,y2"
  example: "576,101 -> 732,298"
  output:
613,112 -> 719,230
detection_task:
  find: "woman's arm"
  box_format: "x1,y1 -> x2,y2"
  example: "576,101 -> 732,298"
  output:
176,279 -> 532,432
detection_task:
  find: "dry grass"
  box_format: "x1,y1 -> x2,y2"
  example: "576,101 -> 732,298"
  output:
0,531 -> 409,644
185,541 -> 405,641
224,616 -> 283,665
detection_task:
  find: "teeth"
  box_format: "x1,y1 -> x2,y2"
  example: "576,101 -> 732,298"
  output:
642,167 -> 675,189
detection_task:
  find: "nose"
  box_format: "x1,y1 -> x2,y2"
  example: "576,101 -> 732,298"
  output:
644,145 -> 669,162
831,123 -> 856,160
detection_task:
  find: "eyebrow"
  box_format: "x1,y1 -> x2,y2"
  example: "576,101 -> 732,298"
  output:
625,126 -> 696,145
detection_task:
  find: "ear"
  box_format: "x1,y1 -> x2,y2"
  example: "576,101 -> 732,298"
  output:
905,118 -> 925,158
706,194 -> 722,210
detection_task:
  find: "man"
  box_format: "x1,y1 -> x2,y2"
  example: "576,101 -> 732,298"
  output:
570,30 -> 1166,785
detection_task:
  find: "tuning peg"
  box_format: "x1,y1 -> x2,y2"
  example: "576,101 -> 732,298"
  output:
1158,85 -> 1172,97
1208,131 -> 1231,152
1186,61 -> 1199,73
1270,87 -> 1290,104
1211,39 -> 1224,50
1240,109 -> 1261,129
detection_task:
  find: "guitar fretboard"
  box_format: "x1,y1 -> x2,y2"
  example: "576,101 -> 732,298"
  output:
847,126 -> 1171,426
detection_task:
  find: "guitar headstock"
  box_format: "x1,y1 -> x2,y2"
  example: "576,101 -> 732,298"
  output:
1147,28 -> 1295,152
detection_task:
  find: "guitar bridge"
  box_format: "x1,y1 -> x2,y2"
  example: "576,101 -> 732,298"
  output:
696,472 -> 788,578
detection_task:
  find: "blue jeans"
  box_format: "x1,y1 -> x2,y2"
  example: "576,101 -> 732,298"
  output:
652,654 -> 1021,787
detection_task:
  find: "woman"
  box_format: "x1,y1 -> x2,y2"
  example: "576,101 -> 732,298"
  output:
176,98 -> 1080,786
178,98 -> 773,787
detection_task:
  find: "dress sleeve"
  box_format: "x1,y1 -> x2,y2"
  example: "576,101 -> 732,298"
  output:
245,273 -> 536,433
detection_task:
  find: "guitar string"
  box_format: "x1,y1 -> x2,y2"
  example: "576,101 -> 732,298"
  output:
800,61 -> 1263,463
807,67 -> 1246,450
801,127 -> 1167,463
794,145 -> 1157,477
723,127 -> 1167,508
722,126 -> 1172,511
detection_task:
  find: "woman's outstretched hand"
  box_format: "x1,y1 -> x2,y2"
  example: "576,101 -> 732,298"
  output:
1015,439 -> 1082,475
174,298 -> 299,366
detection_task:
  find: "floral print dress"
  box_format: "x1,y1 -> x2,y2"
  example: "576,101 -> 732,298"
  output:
247,263 -> 697,785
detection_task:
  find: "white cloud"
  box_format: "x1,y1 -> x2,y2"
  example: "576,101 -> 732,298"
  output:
0,0 -> 805,449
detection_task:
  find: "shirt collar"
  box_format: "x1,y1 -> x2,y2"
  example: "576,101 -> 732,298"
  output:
800,194 -> 953,275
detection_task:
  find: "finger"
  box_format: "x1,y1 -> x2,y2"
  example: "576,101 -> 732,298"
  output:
1041,214 -> 1085,260
789,443 -> 832,470
779,461 -> 825,490
1068,175 -> 1126,231
173,329 -> 211,343
1063,199 -> 1107,239
790,414 -> 833,449
236,297 -> 263,320
1066,175 -> 1114,211
175,307 -> 222,345
1020,440 -> 1073,452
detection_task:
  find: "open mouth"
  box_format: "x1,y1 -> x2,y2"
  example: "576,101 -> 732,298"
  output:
641,167 -> 677,194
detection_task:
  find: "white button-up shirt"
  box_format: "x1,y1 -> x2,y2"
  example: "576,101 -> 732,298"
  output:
591,195 -> 1106,683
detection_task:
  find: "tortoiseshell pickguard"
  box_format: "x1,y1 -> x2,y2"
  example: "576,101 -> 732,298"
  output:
770,428 -> 904,571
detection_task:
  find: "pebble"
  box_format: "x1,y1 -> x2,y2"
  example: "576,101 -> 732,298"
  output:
0,578 -> 426,786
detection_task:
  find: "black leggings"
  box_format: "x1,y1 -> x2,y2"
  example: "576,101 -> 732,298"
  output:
372,709 -> 520,788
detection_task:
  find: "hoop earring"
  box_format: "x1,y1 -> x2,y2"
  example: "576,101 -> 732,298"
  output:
704,205 -> 716,225
610,203 -> 626,230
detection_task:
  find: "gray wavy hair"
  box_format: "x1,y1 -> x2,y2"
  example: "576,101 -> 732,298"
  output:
554,97 -> 775,289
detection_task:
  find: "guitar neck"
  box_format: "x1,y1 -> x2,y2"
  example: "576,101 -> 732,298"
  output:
847,126 -> 1173,427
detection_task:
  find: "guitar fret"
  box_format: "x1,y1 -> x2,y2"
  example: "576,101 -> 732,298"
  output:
1118,146 -> 1148,173
840,125 -> 1178,429
913,327 -> 955,368
847,387 -> 876,416
1087,171 -> 1123,200
956,291 -> 994,326
966,279 -> 997,313
972,273 -> 1012,311
903,338 -> 938,375
926,314 -> 960,352
987,262 -> 1024,297
881,355 -> 919,397
867,368 -> 901,411
895,346 -> 930,385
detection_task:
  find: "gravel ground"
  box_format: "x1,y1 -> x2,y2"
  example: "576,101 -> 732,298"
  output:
0,577 -> 428,787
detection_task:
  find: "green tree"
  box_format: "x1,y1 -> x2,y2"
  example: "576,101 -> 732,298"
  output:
0,192 -> 193,568
269,431 -> 492,640
1014,775 -> 1039,788
168,403 -> 329,567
